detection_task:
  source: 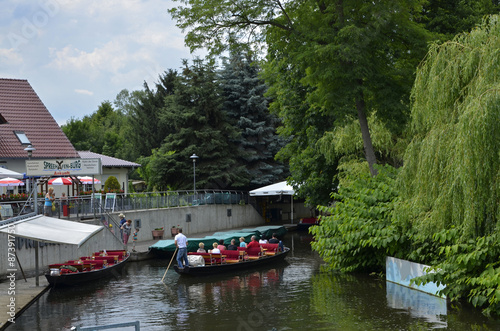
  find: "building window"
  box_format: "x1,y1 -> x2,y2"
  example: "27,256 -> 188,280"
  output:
14,131 -> 31,145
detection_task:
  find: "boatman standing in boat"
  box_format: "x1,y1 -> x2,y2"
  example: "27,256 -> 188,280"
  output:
175,228 -> 189,268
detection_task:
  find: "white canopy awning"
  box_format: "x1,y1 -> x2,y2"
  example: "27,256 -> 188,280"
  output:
0,168 -> 24,179
249,181 -> 295,196
0,215 -> 103,247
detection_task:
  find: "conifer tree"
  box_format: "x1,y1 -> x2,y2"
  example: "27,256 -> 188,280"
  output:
127,70 -> 177,158
220,49 -> 288,188
150,59 -> 249,190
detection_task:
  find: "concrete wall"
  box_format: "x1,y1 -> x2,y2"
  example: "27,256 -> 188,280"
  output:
0,204 -> 263,279
110,204 -> 263,242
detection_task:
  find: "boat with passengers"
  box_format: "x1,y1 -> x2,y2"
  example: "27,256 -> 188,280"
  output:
173,243 -> 290,276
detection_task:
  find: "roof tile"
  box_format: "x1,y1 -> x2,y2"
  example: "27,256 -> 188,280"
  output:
0,78 -> 79,159
78,151 -> 140,168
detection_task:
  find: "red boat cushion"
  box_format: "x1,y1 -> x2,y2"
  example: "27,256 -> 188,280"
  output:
260,243 -> 280,253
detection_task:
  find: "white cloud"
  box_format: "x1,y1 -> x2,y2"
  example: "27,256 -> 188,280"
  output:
0,48 -> 23,66
47,41 -> 129,76
74,89 -> 93,96
0,0 -> 201,124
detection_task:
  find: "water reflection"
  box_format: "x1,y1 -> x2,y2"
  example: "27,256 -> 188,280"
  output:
386,281 -> 447,328
7,232 -> 500,331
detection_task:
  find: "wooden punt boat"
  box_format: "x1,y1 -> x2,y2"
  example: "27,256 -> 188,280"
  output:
296,217 -> 320,231
173,246 -> 290,276
45,250 -> 130,286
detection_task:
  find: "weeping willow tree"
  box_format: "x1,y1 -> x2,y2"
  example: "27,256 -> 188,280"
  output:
396,15 -> 500,242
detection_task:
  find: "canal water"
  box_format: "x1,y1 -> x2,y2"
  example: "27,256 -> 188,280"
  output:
8,232 -> 500,330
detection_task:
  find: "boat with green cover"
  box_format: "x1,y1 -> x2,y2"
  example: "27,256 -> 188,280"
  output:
149,225 -> 287,256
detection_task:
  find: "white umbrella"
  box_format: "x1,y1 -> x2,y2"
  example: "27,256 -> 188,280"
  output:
0,168 -> 24,179
78,176 -> 101,184
0,177 -> 25,186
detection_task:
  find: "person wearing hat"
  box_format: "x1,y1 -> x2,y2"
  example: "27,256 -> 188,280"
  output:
119,213 -> 126,242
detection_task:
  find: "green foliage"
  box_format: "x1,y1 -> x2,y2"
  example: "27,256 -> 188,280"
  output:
61,117 -> 92,151
411,230 -> 500,316
104,176 -> 121,192
170,0 -> 432,185
126,71 -> 177,158
318,113 -> 406,171
263,53 -> 337,206
310,165 -> 403,272
220,48 -> 288,189
137,149 -> 175,191
61,101 -> 128,159
397,15 -> 500,241
151,59 -> 249,190
396,16 -> 500,316
421,0 -> 500,39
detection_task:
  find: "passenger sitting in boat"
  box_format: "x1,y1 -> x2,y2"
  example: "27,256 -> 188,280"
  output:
197,242 -> 206,253
268,233 -> 284,252
268,233 -> 279,243
259,237 -> 268,244
217,239 -> 227,251
210,242 -> 221,254
227,239 -> 238,250
239,237 -> 247,248
246,236 -> 260,249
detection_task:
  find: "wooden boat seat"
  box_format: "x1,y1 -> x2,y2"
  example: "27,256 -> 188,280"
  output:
220,250 -> 245,263
101,250 -> 127,260
246,247 -> 264,258
260,243 -> 280,255
209,253 -> 226,265
92,256 -> 116,264
81,258 -> 106,268
49,263 -> 94,272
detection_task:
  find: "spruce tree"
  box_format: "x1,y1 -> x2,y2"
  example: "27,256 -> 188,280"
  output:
220,50 -> 288,189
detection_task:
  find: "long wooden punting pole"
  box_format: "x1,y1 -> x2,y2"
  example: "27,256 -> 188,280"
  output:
161,247 -> 178,283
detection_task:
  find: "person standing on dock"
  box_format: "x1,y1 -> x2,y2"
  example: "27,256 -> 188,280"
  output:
44,187 -> 55,216
118,213 -> 127,242
132,228 -> 139,252
175,228 -> 189,268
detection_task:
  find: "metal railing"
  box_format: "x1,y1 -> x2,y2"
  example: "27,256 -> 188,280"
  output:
0,190 -> 249,221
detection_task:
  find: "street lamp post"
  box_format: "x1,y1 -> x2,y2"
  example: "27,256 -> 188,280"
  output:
190,154 -> 199,194
24,144 -> 40,286
23,145 -> 37,214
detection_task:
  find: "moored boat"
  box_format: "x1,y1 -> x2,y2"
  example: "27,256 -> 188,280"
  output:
296,217 -> 319,231
45,250 -> 130,286
173,244 -> 290,276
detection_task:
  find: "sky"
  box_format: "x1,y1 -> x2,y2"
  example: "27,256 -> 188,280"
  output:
0,0 -> 201,125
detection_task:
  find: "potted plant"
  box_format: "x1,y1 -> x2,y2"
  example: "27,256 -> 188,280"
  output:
152,227 -> 164,239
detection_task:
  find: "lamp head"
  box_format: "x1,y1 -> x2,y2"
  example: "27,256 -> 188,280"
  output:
24,144 -> 36,158
190,154 -> 199,162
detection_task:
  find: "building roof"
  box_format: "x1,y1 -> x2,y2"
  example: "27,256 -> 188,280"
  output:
78,151 -> 141,168
0,78 -> 79,159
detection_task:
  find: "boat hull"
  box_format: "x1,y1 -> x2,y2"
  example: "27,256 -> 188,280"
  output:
174,248 -> 290,276
45,254 -> 130,287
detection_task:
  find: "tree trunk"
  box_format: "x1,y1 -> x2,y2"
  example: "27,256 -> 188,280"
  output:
356,91 -> 378,176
